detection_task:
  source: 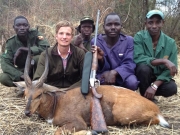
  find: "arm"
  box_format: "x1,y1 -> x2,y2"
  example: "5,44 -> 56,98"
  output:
33,51 -> 46,80
1,42 -> 23,81
114,36 -> 136,82
91,45 -> 104,68
91,37 -> 110,72
152,59 -> 177,77
134,32 -> 156,67
151,40 -> 177,82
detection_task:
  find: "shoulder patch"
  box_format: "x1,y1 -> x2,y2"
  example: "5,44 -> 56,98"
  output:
38,36 -> 44,40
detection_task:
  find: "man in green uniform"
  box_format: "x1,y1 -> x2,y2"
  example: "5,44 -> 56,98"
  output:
0,16 -> 50,87
71,16 -> 95,52
134,10 -> 178,100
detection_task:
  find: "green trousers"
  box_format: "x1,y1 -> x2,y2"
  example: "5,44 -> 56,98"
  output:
0,73 -> 17,87
0,55 -> 39,87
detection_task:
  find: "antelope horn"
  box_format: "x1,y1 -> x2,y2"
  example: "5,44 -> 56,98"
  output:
24,44 -> 32,87
36,47 -> 49,88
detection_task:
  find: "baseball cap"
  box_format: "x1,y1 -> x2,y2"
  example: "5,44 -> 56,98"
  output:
146,10 -> 164,19
80,16 -> 94,24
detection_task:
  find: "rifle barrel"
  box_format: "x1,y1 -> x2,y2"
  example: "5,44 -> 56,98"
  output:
90,9 -> 100,87
94,10 -> 100,46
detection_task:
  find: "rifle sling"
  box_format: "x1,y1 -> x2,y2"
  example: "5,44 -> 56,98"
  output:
81,51 -> 93,95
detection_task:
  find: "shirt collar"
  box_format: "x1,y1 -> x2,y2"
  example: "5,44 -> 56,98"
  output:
57,46 -> 71,56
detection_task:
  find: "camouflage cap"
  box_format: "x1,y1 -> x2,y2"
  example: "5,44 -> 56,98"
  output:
80,16 -> 94,24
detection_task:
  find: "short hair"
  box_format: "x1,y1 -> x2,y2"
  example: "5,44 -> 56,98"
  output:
14,16 -> 29,25
55,20 -> 74,36
104,13 -> 121,24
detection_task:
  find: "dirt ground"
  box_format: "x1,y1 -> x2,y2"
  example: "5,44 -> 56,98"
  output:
0,56 -> 180,135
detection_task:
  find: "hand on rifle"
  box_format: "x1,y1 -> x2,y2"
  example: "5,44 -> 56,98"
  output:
13,47 -> 29,66
91,45 -> 104,64
100,70 -> 118,85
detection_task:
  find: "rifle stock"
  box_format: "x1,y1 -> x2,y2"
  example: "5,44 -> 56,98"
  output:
91,88 -> 107,133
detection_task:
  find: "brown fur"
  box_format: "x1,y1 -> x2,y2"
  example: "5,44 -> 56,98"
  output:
21,84 -> 163,134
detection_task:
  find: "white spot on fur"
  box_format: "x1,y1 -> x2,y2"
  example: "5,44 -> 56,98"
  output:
46,118 -> 53,124
158,114 -> 170,128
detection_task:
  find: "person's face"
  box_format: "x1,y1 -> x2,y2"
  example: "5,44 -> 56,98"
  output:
13,18 -> 30,37
80,22 -> 93,37
145,15 -> 164,36
103,15 -> 121,38
56,27 -> 73,47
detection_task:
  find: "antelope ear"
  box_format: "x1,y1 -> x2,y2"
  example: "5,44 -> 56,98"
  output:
13,81 -> 26,91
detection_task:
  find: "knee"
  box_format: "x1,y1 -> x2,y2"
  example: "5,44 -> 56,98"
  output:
136,64 -> 152,74
125,75 -> 139,90
163,82 -> 177,97
0,73 -> 14,87
125,82 -> 139,90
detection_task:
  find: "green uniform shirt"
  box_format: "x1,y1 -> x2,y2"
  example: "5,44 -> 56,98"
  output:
134,30 -> 178,82
1,28 -> 50,81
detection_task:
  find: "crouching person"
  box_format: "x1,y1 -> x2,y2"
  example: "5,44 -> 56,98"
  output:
134,10 -> 178,100
0,16 -> 50,87
91,13 -> 139,90
33,20 -> 85,88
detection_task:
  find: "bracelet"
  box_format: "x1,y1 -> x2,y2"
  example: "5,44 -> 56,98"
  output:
151,85 -> 157,91
151,83 -> 158,91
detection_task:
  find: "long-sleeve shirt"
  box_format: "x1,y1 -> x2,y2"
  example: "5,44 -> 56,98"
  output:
133,30 -> 178,82
33,44 -> 85,88
91,34 -> 136,82
1,28 -> 50,81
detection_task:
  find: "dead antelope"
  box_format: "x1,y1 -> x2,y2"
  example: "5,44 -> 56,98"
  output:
14,47 -> 170,135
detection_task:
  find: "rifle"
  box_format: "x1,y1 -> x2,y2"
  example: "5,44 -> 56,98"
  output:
90,10 -> 108,133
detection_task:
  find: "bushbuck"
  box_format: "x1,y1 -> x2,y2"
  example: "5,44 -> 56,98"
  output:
14,47 -> 170,135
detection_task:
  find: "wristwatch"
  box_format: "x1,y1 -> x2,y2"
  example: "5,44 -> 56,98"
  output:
151,83 -> 158,91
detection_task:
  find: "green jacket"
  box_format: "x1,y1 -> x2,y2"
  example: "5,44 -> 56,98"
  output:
1,28 -> 50,81
71,35 -> 94,51
33,44 -> 85,88
134,30 -> 178,82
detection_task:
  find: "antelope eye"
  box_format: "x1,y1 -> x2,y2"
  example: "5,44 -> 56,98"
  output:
36,94 -> 42,99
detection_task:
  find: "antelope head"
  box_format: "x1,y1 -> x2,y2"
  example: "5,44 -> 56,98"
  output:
22,45 -> 49,117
